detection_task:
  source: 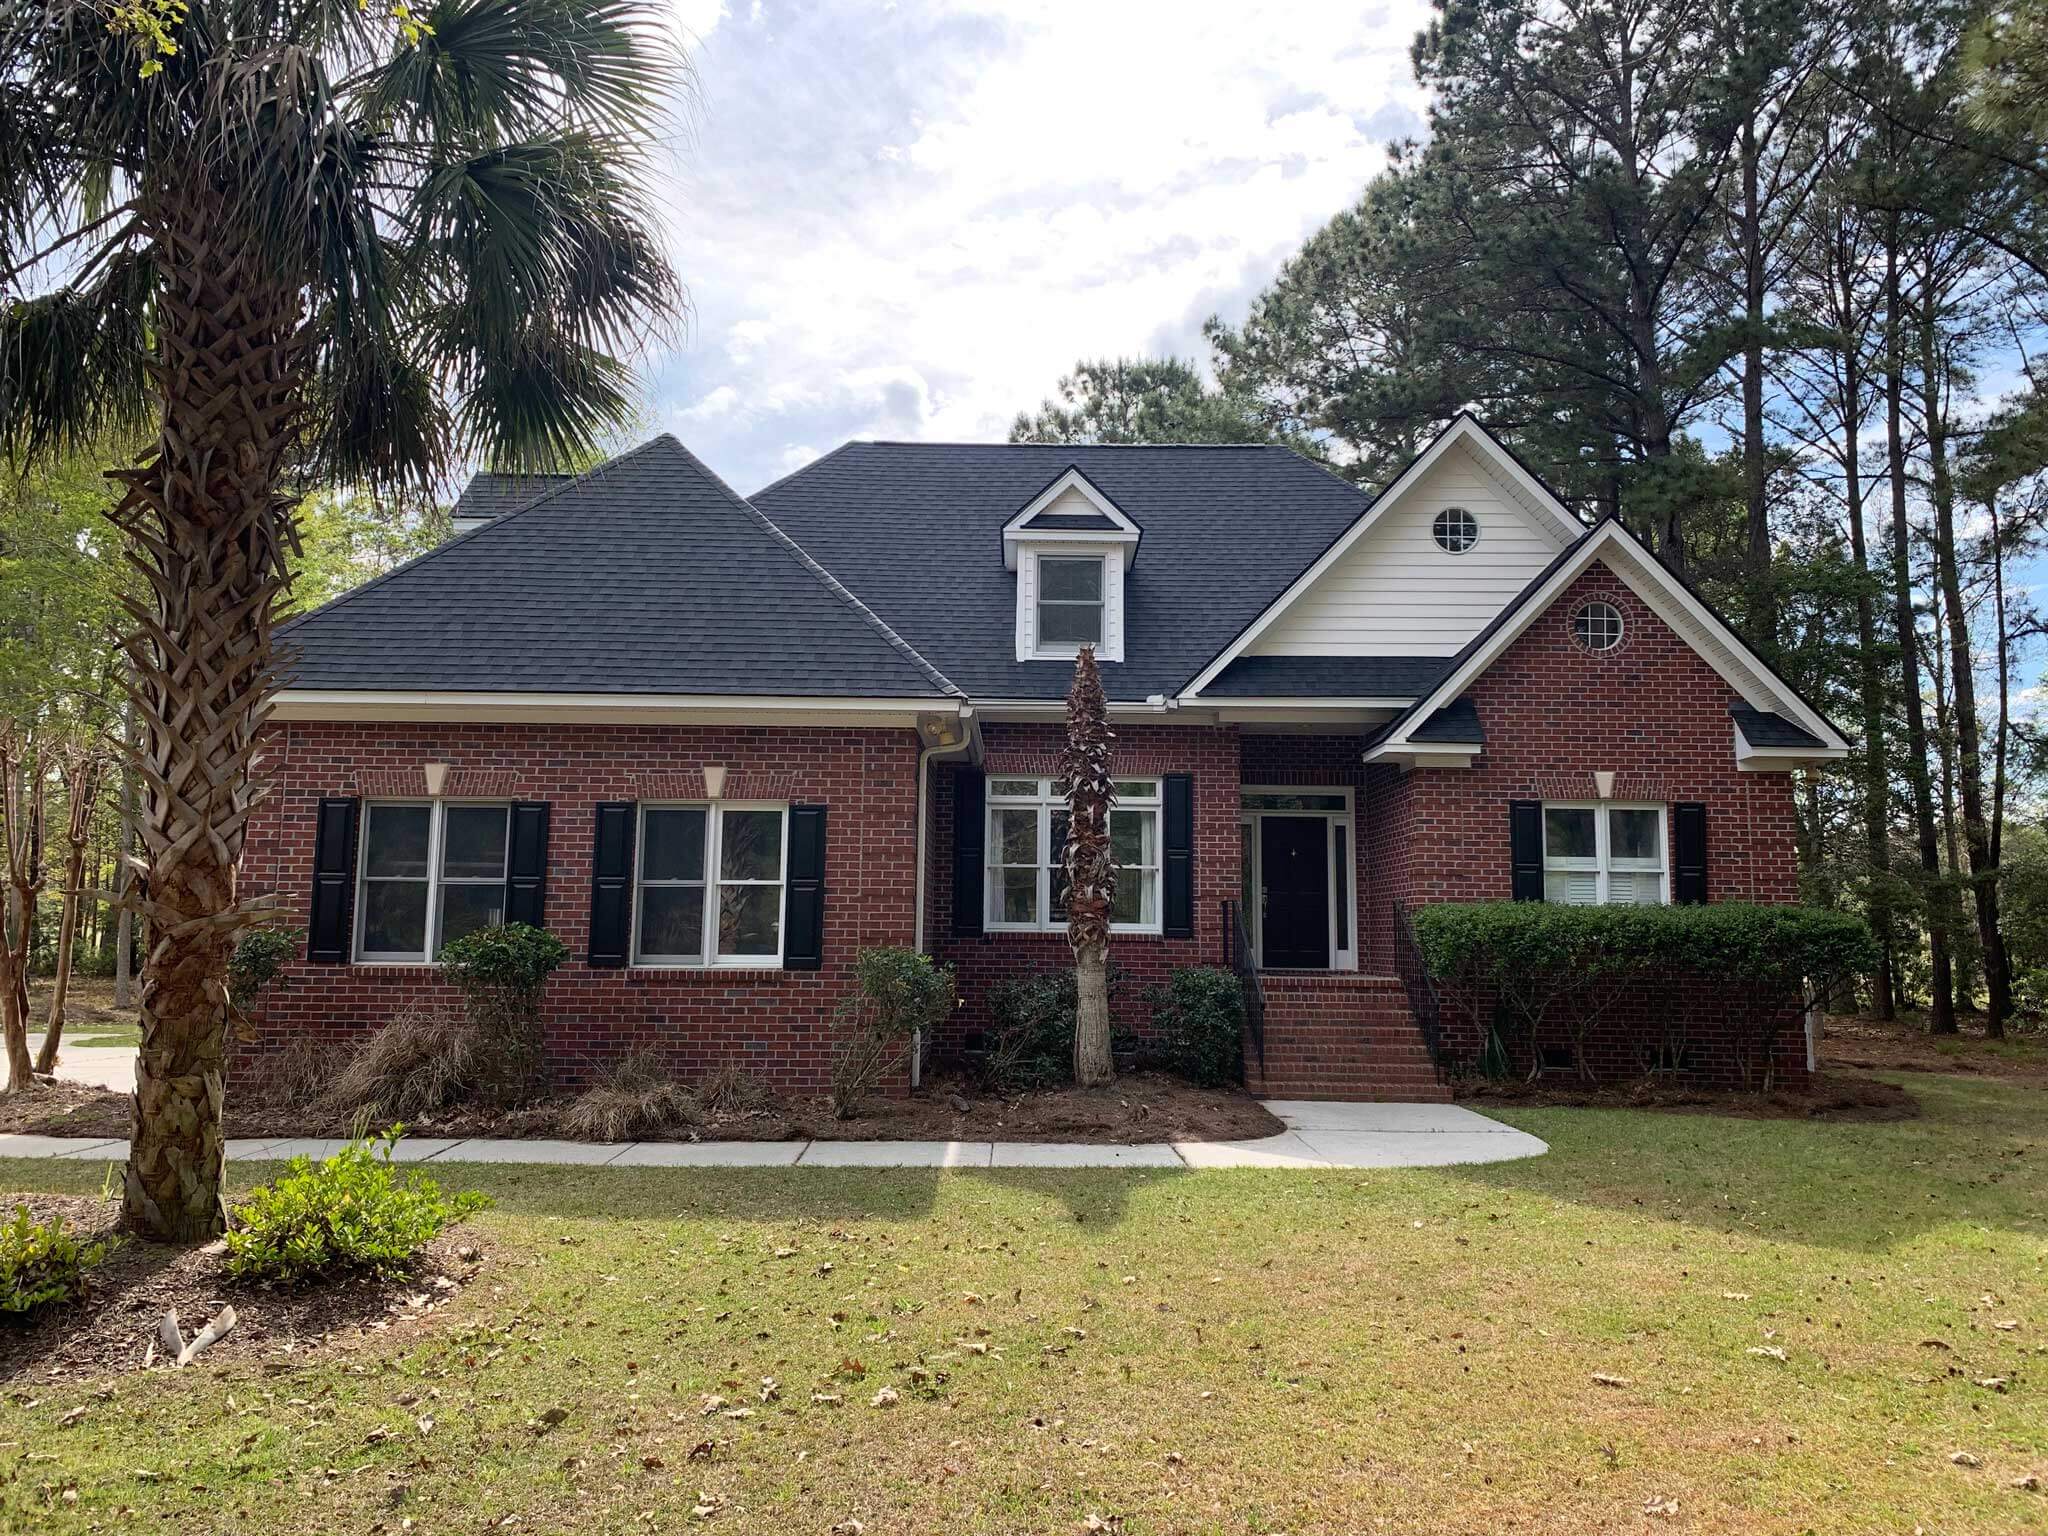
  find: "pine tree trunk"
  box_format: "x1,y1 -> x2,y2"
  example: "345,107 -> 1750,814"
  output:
1883,225 -> 1952,1033
116,188 -> 306,1241
0,889 -> 31,1092
1988,498 -> 2012,1038
1920,304 -> 2009,1034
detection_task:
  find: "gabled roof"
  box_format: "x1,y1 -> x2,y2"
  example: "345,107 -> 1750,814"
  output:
1364,517 -> 1851,763
282,436 -> 958,699
751,442 -> 1372,700
1181,414 -> 1588,697
1000,467 -> 1143,571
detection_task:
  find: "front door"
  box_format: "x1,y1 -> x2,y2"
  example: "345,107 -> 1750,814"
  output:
1260,815 -> 1330,969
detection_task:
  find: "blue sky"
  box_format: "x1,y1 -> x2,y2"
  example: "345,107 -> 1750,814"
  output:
641,0 -> 1431,494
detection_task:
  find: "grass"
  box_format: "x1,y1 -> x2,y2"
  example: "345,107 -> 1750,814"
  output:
1,1072 -> 2043,1533
23,976 -> 140,1051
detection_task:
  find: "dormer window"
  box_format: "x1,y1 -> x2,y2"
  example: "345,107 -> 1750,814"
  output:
1003,467 -> 1140,663
1037,556 -> 1105,646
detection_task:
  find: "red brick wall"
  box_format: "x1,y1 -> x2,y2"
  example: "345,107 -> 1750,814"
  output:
926,721 -> 1241,1050
1378,560 -> 1810,1085
238,720 -> 925,1093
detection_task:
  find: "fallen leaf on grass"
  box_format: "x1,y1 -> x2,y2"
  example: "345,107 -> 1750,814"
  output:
529,1407 -> 569,1434
1994,1320 -> 2020,1331
1746,1346 -> 1789,1362
1721,1292 -> 1751,1301
1975,1377 -> 2009,1392
57,1407 -> 87,1429
1590,1373 -> 1630,1388
1644,1497 -> 1681,1518
2013,1474 -> 2041,1492
870,1387 -> 899,1408
689,1491 -> 726,1520
1950,1451 -> 1983,1468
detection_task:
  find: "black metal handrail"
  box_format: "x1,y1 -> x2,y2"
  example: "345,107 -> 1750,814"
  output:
1391,899 -> 1444,1073
1222,898 -> 1265,1070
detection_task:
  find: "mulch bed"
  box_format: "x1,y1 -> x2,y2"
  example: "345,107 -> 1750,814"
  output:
1454,1069 -> 1920,1122
1821,1014 -> 2048,1080
2,1071 -> 1281,1147
0,1194 -> 483,1384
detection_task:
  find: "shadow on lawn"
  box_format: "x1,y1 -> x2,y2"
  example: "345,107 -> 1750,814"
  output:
1448,1070 -> 2047,1255
456,1162 -> 1182,1229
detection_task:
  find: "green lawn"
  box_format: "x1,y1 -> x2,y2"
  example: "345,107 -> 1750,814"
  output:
3,1072 -> 2044,1534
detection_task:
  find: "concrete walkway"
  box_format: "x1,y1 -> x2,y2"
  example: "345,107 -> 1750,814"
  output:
23,1038 -> 137,1094
0,1102 -> 1547,1171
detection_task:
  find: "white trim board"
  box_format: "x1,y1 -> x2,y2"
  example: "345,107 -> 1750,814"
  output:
1365,520 -> 1851,764
1001,468 -> 1142,572
270,691 -> 961,727
1182,416 -> 1586,697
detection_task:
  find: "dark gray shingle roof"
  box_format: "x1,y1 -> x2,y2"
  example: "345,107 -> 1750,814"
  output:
451,472 -> 576,523
1730,703 -> 1824,749
1203,655 -> 1449,698
1408,695 -> 1484,744
750,442 -> 1372,698
282,437 -> 955,698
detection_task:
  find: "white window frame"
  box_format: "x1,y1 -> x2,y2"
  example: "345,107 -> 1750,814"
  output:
355,800 -> 511,963
984,776 -> 1162,935
1017,546 -> 1126,663
631,802 -> 790,968
1541,801 -> 1668,906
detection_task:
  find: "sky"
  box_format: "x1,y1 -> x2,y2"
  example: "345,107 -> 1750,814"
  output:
644,0 -> 1432,495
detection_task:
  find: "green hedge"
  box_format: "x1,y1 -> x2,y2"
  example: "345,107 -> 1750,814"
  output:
1412,902 -> 1876,989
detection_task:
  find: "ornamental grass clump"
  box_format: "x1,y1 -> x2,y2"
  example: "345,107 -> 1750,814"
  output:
564,1051 -> 702,1141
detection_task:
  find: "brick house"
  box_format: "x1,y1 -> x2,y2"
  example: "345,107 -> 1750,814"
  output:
243,416 -> 1847,1098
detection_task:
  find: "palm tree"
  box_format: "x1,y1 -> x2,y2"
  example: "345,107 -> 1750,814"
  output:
0,0 -> 684,1239
1060,647 -> 1115,1088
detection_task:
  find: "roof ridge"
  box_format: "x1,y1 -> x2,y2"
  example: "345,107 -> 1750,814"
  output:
280,435 -> 681,636
649,436 -> 965,700
850,439 -> 1287,450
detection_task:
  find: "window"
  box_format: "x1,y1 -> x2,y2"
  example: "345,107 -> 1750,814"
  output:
985,777 -> 1160,932
1433,505 -> 1479,553
357,802 -> 509,960
1572,599 -> 1624,652
633,804 -> 788,965
1542,803 -> 1666,905
1035,555 -> 1105,648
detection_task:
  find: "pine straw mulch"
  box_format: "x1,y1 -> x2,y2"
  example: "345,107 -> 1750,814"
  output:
0,1194 -> 485,1385
1821,1013 -> 2048,1080
1,1071 -> 1282,1147
1454,1068 -> 1920,1122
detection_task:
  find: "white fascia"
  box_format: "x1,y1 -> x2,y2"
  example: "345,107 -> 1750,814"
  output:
1181,414 -> 1586,699
1000,468 -> 1142,572
270,691 -> 967,727
1734,720 -> 1851,771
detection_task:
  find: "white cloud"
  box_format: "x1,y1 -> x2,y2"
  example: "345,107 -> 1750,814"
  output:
647,0 -> 1431,490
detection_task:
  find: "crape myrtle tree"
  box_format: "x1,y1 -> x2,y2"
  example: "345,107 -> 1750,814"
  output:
1060,646 -> 1116,1088
0,0 -> 685,1239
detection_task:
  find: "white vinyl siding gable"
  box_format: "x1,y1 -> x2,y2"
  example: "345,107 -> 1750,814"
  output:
1247,445 -> 1573,658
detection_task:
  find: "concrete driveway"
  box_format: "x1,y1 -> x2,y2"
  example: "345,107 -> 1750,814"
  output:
25,1037 -> 137,1094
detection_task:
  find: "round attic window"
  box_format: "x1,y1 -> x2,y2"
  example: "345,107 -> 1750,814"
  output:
1432,506 -> 1479,553
1572,600 -> 1625,653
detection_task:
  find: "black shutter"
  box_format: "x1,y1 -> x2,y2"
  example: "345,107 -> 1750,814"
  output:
1674,802 -> 1708,904
307,797 -> 360,963
588,801 -> 636,967
504,802 -> 551,929
785,805 -> 827,970
1509,800 -> 1544,902
1164,773 -> 1194,938
951,765 -> 985,938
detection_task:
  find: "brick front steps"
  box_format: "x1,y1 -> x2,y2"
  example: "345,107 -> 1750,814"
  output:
1244,973 -> 1450,1102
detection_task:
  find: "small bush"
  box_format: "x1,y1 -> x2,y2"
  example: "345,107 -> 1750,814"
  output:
699,1060 -> 777,1113
0,1205 -> 112,1317
1145,967 -> 1245,1087
831,947 -> 956,1118
564,1052 -> 702,1141
328,1004 -> 482,1121
980,967 -> 1130,1090
437,924 -> 568,1106
228,926 -> 302,1010
225,1127 -> 490,1286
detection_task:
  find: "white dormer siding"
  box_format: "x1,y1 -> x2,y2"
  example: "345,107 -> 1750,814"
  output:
1248,442 -> 1573,658
1004,468 -> 1140,663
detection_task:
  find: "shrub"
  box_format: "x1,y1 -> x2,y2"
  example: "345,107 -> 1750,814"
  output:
980,966 -> 1130,1090
1144,967 -> 1244,1087
328,1004 -> 483,1121
228,926 -> 302,1011
244,1034 -> 349,1109
1413,902 -> 1877,1089
831,947 -> 956,1118
437,924 -> 569,1105
225,1127 -> 490,1286
699,1060 -> 777,1113
564,1051 -> 702,1141
0,1205 -> 112,1316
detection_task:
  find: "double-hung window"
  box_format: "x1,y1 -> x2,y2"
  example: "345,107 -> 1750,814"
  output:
1542,803 -> 1667,905
984,777 -> 1160,933
1035,556 -> 1105,648
357,802 -> 510,961
634,804 -> 789,965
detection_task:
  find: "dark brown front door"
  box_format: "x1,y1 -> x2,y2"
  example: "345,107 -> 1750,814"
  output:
1261,816 -> 1329,969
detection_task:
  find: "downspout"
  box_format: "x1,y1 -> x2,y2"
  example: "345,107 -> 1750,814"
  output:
912,708 -> 977,1089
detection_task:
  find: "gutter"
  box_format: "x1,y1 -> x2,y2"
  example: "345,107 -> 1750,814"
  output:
912,708 -> 980,1090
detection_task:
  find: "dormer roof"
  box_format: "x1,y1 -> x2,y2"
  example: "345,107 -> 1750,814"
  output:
1000,467 -> 1143,571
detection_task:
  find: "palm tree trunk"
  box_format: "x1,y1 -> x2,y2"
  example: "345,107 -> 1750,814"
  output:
114,190 -> 306,1241
1072,939 -> 1113,1086
115,702 -> 136,1011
